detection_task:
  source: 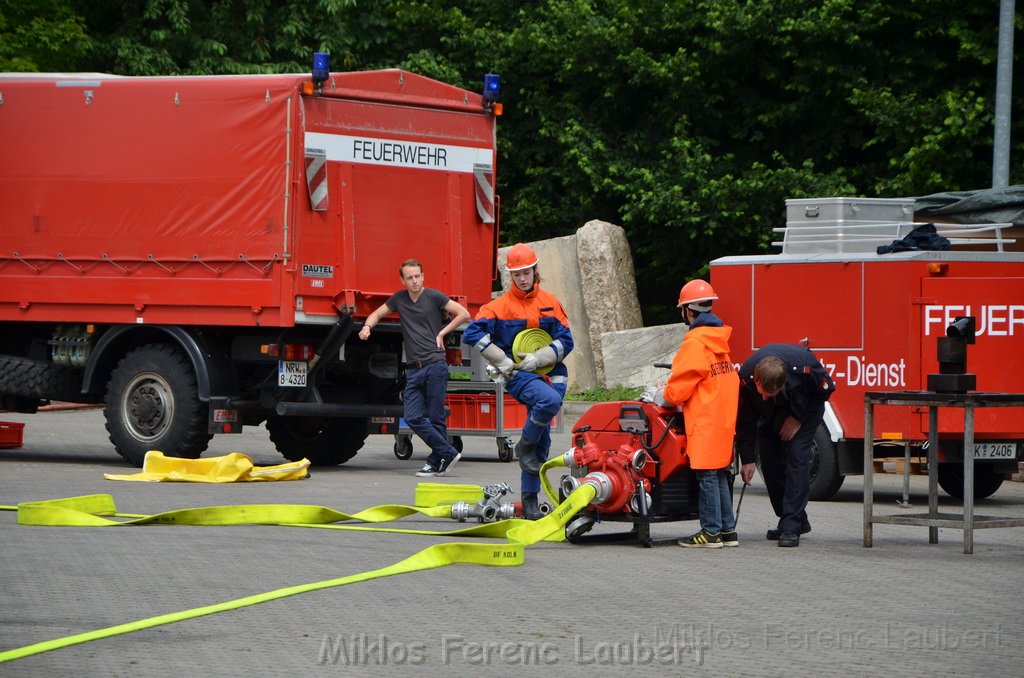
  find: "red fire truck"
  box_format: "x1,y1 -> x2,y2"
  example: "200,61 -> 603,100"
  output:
0,64 -> 501,466
711,197 -> 1024,499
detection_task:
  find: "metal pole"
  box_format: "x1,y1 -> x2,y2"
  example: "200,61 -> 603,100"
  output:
992,0 -> 1016,187
898,442 -> 913,507
963,404 -> 976,555
928,407 -> 939,544
863,399 -> 874,548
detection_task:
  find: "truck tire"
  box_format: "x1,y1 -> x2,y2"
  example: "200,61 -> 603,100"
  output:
808,425 -> 845,501
267,415 -> 367,466
0,354 -> 90,403
937,463 -> 1005,499
104,344 -> 211,467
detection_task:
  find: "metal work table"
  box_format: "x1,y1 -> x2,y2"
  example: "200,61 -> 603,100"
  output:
863,390 -> 1024,554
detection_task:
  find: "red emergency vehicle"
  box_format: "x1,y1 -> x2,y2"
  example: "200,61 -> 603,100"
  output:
711,197 -> 1024,499
0,64 -> 501,466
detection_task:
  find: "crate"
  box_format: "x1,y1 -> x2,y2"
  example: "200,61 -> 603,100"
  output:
780,197 -> 916,254
0,421 -> 25,448
446,392 -> 527,431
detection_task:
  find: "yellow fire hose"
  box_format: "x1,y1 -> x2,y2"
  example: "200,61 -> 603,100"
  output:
0,482 -> 597,664
539,453 -> 569,505
512,328 -> 554,375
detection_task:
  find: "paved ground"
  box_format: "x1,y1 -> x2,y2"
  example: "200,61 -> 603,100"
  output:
1,407 -> 1022,677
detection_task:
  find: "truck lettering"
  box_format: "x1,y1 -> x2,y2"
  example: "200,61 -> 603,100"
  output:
844,356 -> 907,388
923,305 -> 1024,337
352,139 -> 448,168
302,264 -> 334,278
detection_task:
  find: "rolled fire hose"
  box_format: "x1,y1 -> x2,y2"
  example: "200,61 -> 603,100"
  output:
511,328 -> 554,375
0,483 -> 597,664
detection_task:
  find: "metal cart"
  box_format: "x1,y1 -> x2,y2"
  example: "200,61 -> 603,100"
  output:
392,379 -> 563,462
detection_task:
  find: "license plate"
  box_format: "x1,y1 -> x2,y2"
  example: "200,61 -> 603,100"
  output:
973,442 -> 1018,460
278,360 -> 307,387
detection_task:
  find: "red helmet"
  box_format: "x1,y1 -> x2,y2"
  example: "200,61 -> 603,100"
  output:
677,279 -> 718,310
505,243 -> 539,271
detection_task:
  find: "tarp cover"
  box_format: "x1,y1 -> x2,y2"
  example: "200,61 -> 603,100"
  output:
914,185 -> 1024,226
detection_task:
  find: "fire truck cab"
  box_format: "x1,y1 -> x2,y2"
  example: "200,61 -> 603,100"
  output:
711,196 -> 1024,500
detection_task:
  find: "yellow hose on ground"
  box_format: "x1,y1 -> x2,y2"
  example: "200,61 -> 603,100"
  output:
0,483 -> 597,665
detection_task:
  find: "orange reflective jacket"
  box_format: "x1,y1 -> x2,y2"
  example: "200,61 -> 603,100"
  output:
662,321 -> 740,470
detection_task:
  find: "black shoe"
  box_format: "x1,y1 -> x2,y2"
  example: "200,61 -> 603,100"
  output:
677,529 -> 723,549
766,522 -> 811,541
415,464 -> 439,477
516,440 -> 541,475
777,531 -> 800,547
521,492 -> 543,520
720,530 -> 739,547
436,452 -> 461,476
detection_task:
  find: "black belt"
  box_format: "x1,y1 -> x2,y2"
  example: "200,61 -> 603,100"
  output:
408,358 -> 441,369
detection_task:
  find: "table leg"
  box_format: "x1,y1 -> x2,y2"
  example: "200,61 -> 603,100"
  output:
928,406 -> 939,544
863,400 -> 874,547
963,405 -> 975,555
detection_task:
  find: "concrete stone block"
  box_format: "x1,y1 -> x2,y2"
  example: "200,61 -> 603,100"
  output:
600,323 -> 686,388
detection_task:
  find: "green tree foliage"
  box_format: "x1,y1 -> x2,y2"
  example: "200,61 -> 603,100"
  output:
69,0 -> 390,74
0,0 -> 91,71
8,0 -> 1020,322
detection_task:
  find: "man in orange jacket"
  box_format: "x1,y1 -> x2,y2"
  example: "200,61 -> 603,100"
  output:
659,279 -> 741,548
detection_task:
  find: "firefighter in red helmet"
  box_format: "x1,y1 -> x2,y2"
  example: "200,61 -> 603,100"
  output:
463,243 -> 574,520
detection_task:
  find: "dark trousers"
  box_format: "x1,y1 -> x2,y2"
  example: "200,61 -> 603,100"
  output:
403,360 -> 456,467
757,413 -> 818,533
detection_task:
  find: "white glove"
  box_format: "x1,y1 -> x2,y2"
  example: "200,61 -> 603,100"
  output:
515,346 -> 557,373
638,386 -> 669,407
655,388 -> 670,407
480,344 -> 515,379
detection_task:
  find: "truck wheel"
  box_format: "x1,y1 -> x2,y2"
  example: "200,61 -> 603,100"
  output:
267,415 -> 367,466
0,354 -> 91,403
807,425 -> 845,501
104,344 -> 211,467
937,463 -> 1005,499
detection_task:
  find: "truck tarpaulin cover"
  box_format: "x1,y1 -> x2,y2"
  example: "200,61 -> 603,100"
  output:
0,74 -> 295,260
914,185 -> 1024,227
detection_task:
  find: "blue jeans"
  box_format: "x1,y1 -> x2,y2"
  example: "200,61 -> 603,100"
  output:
507,372 -> 565,493
403,360 -> 456,468
697,469 -> 736,535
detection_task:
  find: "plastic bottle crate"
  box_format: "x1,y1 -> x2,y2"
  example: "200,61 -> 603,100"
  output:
446,393 -> 527,431
0,421 -> 25,448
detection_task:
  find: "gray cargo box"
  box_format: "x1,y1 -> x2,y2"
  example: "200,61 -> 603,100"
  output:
780,197 -> 916,254
775,196 -> 1015,254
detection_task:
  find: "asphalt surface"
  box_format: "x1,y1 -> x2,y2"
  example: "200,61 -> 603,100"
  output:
1,407 -> 1022,677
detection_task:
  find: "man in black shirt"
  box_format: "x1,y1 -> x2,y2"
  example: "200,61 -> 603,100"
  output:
735,344 -> 835,547
359,259 -> 470,476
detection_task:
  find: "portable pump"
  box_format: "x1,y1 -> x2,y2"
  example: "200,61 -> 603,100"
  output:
552,400 -> 700,546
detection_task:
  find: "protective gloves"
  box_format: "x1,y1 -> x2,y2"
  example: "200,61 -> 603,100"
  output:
515,346 -> 557,373
480,343 -> 515,379
638,386 -> 669,407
